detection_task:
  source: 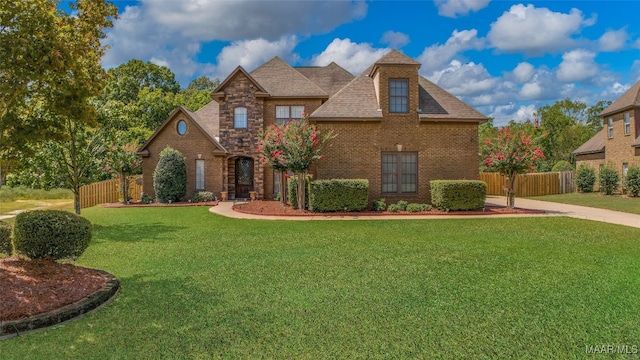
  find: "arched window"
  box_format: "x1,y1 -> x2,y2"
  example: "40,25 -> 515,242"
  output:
234,107 -> 248,128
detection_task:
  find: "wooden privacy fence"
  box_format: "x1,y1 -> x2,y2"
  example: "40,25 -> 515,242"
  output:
79,175 -> 143,208
480,171 -> 575,197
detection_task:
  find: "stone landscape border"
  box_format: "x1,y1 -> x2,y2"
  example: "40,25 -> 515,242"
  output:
0,270 -> 120,339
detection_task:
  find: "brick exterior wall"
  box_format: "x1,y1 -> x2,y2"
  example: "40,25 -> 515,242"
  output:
315,63 -> 479,204
576,108 -> 640,191
140,112 -> 225,200
262,99 -> 323,199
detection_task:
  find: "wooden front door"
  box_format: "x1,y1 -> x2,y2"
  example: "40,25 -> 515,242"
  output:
234,157 -> 254,199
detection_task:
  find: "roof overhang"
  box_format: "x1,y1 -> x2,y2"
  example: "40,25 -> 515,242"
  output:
311,117 -> 382,122
600,105 -> 639,118
419,117 -> 488,124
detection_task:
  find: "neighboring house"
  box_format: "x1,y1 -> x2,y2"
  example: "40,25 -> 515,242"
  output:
573,80 -> 640,186
137,50 -> 487,203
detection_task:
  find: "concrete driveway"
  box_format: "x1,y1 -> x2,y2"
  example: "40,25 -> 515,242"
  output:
486,196 -> 640,229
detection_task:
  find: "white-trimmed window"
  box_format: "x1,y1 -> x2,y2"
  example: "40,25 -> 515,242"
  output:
382,152 -> 417,194
276,105 -> 304,125
624,113 -> 631,135
389,79 -> 408,113
196,160 -> 205,190
234,107 -> 248,128
607,118 -> 614,138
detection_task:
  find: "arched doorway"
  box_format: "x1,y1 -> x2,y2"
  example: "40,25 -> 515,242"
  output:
234,157 -> 254,199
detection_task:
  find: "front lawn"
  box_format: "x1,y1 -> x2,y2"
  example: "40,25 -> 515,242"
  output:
530,192 -> 640,215
1,207 -> 639,359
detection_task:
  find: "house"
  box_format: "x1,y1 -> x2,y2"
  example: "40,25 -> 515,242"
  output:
573,80 -> 640,185
137,50 -> 487,204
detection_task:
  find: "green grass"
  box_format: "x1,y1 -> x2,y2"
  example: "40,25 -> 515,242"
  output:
530,192 -> 640,215
2,207 -> 639,359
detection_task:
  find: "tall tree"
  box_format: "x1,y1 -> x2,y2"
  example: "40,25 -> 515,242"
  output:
100,59 -> 180,104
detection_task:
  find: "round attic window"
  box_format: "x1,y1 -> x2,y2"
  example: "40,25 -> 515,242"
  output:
177,120 -> 187,136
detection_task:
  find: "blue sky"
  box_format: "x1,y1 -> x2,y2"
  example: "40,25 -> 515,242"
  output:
101,0 -> 640,125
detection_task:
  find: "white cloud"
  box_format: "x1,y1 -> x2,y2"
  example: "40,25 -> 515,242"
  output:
311,38 -> 389,74
434,0 -> 490,18
598,28 -> 628,52
484,103 -> 537,126
103,0 -> 367,69
417,29 -> 484,75
520,82 -> 543,99
212,36 -> 300,78
556,49 -> 598,82
432,60 -> 498,97
511,62 -> 535,83
380,31 -> 410,48
487,4 -> 589,55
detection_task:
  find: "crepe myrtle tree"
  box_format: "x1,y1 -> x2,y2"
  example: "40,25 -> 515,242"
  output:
484,127 -> 545,208
258,113 -> 335,209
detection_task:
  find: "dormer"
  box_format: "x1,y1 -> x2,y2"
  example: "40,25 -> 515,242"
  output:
368,49 -> 421,117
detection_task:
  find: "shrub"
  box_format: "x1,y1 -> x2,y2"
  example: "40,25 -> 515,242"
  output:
141,193 -> 154,204
0,186 -> 73,202
396,200 -> 408,211
13,210 -> 91,260
387,204 -> 400,212
624,166 -> 640,197
193,191 -> 215,202
576,164 -> 596,193
372,198 -> 387,211
430,180 -> 486,211
405,203 -> 432,212
0,221 -> 12,255
599,167 -> 620,195
153,147 -> 187,203
551,160 -> 574,172
308,179 -> 369,212
287,176 -> 311,210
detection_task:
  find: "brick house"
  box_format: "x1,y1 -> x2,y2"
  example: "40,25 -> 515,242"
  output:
573,80 -> 640,187
137,50 -> 487,203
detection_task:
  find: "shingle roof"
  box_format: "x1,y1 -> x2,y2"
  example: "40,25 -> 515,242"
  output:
193,101 -> 219,138
137,106 -> 227,155
601,80 -> 640,117
418,77 -> 487,121
572,129 -> 605,155
310,73 -> 382,120
633,135 -> 640,148
295,62 -> 355,97
250,57 -> 328,98
310,51 -> 487,122
374,49 -> 421,66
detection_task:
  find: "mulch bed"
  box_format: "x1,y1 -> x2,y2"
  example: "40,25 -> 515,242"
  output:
102,200 -> 218,208
0,257 -> 109,322
233,200 -> 545,216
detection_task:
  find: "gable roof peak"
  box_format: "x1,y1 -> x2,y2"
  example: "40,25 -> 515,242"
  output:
375,49 -> 421,66
600,80 -> 640,117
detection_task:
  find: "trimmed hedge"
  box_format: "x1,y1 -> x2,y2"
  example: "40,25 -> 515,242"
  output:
0,221 -> 12,255
430,180 -> 486,211
551,160 -> 574,172
13,210 -> 91,260
308,179 -> 369,212
193,191 -> 215,202
406,203 -> 432,212
154,147 -> 187,203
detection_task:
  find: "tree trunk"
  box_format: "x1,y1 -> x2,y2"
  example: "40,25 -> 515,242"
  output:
120,172 -> 129,203
279,170 -> 287,205
297,172 -> 305,210
506,175 -> 516,209
73,189 -> 81,215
